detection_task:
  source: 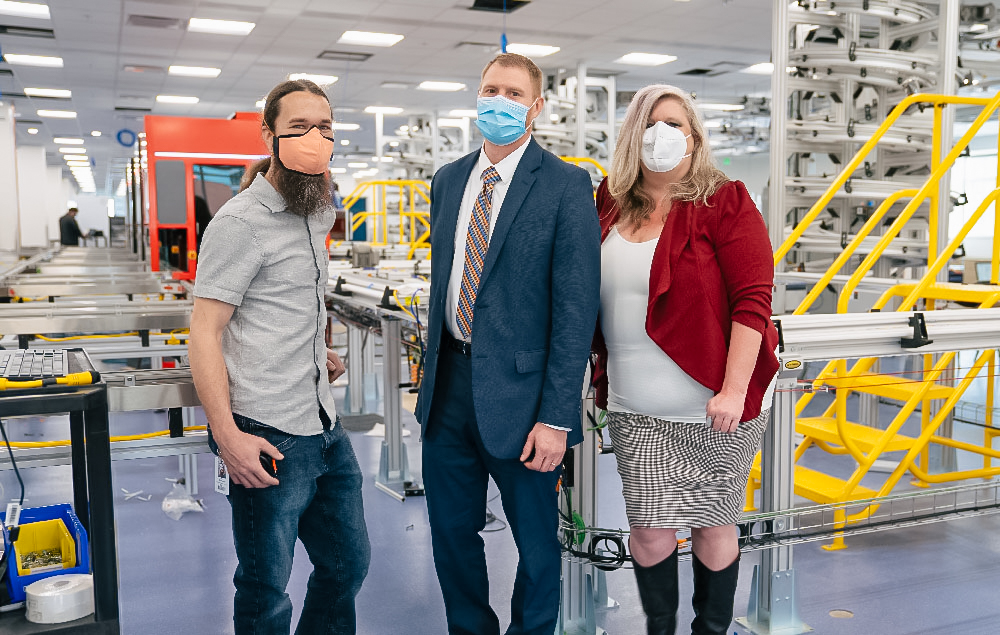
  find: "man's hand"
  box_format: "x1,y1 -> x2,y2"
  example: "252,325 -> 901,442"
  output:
327,348 -> 346,383
706,389 -> 744,434
214,428 -> 284,488
519,423 -> 567,472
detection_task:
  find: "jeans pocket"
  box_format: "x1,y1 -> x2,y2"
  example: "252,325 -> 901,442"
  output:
233,414 -> 298,453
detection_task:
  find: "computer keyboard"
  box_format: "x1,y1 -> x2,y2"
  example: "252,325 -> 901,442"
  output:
0,350 -> 69,381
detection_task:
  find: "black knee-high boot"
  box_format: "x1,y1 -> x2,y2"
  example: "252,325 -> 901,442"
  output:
632,549 -> 678,635
691,553 -> 740,635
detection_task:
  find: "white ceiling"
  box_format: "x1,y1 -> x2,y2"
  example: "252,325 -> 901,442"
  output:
0,0 -> 776,192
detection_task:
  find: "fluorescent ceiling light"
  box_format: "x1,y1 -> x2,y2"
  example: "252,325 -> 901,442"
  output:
24,87 -> 71,98
449,109 -> 478,118
4,53 -> 63,67
698,103 -> 744,111
67,162 -> 90,168
53,137 -> 83,144
417,81 -> 466,92
169,65 -> 221,78
37,109 -> 76,118
90,130 -> 101,137
59,147 -> 86,153
289,73 -> 338,86
156,95 -> 199,104
255,99 -> 265,108
64,155 -> 88,161
505,43 -> 560,57
26,127 -> 37,134
340,139 -> 350,146
365,106 -> 403,114
330,167 -> 347,174
353,172 -> 368,179
614,52 -> 677,66
380,81 -> 410,89
338,30 -> 404,47
437,118 -> 467,128
188,18 -> 255,36
331,122 -> 360,131
348,162 -> 368,168
0,1 -> 50,19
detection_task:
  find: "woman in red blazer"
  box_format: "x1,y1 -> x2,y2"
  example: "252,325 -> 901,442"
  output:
593,84 -> 779,635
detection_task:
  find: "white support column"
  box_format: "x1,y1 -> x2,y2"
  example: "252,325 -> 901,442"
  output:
575,63 -> 587,157
0,104 -> 20,254
16,146 -> 49,249
936,0 -> 960,281
375,315 -> 413,501
768,0 -> 790,272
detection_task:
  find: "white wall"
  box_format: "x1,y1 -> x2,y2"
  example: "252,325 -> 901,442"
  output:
719,154 -> 770,210
16,146 -> 50,248
75,194 -> 112,238
0,104 -> 19,252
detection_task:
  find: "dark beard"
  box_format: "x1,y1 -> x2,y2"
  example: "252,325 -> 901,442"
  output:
271,157 -> 331,217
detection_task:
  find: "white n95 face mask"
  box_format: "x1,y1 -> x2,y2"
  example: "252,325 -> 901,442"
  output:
641,121 -> 692,172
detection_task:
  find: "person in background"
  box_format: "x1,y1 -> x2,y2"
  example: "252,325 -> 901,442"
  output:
189,79 -> 369,635
592,84 -> 779,635
331,180 -> 344,211
415,52 -> 601,635
194,194 -> 212,251
59,207 -> 83,246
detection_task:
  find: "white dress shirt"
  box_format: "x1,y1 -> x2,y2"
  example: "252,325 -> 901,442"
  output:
446,141 -> 530,341
444,141 -> 568,432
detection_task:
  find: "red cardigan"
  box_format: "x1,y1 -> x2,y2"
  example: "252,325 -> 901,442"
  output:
593,178 -> 780,422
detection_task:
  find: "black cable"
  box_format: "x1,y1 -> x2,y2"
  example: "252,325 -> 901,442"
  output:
0,418 -> 23,506
483,506 -> 507,533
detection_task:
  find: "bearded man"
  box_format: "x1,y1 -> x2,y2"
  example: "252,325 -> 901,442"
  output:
189,79 -> 370,635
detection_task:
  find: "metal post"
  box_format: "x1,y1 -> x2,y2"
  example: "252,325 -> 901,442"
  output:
768,0 -> 789,270
375,315 -> 411,500
345,324 -> 366,415
737,370 -> 809,634
575,63 -> 587,158
936,0 -> 960,282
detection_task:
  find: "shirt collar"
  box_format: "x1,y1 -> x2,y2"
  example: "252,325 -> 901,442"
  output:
476,138 -> 531,185
248,172 -> 287,214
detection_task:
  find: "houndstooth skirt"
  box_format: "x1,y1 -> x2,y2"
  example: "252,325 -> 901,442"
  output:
605,409 -> 769,529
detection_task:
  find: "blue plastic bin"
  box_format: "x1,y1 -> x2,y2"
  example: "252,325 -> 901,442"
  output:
0,503 -> 90,603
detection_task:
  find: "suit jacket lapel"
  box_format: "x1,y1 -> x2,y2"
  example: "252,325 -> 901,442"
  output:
479,139 -> 541,286
433,149 -> 480,293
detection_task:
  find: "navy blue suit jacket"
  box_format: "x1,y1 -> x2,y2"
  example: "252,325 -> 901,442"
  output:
415,138 -> 601,459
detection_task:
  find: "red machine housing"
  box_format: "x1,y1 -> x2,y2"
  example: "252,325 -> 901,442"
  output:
145,112 -> 268,280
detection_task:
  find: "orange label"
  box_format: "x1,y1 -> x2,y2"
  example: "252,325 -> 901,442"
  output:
170,245 -> 180,254
187,250 -> 197,261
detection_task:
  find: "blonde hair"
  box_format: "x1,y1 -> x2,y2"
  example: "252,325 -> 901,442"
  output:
481,53 -> 544,99
608,84 -> 727,226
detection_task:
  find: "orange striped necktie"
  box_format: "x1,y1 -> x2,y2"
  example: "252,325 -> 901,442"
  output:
456,165 -> 501,339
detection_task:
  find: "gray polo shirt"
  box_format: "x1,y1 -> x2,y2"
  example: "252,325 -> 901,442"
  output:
194,173 -> 337,436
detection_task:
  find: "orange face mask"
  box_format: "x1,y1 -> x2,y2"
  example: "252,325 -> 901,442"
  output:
271,126 -> 334,175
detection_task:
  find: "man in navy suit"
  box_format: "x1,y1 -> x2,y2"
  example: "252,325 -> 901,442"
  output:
414,53 -> 601,635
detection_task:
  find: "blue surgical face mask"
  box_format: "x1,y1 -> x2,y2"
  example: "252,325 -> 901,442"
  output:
475,95 -> 537,146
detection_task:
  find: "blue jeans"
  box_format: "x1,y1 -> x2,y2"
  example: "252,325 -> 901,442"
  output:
209,413 -> 371,635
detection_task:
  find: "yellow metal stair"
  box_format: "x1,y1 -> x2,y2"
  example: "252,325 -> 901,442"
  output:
822,372 -> 955,401
748,463 -> 877,506
797,416 -> 917,453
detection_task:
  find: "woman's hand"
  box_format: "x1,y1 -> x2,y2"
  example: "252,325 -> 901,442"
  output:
706,389 -> 745,433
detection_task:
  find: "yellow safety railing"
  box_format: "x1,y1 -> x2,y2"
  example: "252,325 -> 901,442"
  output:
559,156 -> 608,176
747,93 -> 1000,547
341,180 -> 432,258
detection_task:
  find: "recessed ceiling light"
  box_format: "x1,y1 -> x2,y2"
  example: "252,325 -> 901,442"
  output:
505,43 -> 560,57
37,109 -> 76,118
255,99 -> 265,108
26,127 -> 37,134
331,122 -> 360,131
330,167 -> 347,174
54,137 -> 84,144
614,52 -> 677,66
437,118 -> 467,128
380,81 -> 411,90
90,130 -> 102,137
348,162 -> 368,168
698,103 -> 744,111
156,95 -> 199,104
187,18 -> 255,36
289,73 -> 338,86
24,87 -> 71,98
417,81 -> 466,92
340,139 -> 350,146
64,155 -> 89,161
0,1 -> 49,19
365,106 -> 403,114
4,53 -> 63,67
338,30 -> 404,47
59,147 -> 87,153
66,160 -> 89,165
449,109 -> 478,118
168,65 -> 221,78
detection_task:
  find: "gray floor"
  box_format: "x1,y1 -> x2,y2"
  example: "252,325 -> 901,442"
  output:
2,367 -> 1000,634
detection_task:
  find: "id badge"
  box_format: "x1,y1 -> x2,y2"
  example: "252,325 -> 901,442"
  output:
215,455 -> 230,495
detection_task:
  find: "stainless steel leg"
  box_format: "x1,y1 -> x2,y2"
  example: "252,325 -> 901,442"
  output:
375,315 -> 411,501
